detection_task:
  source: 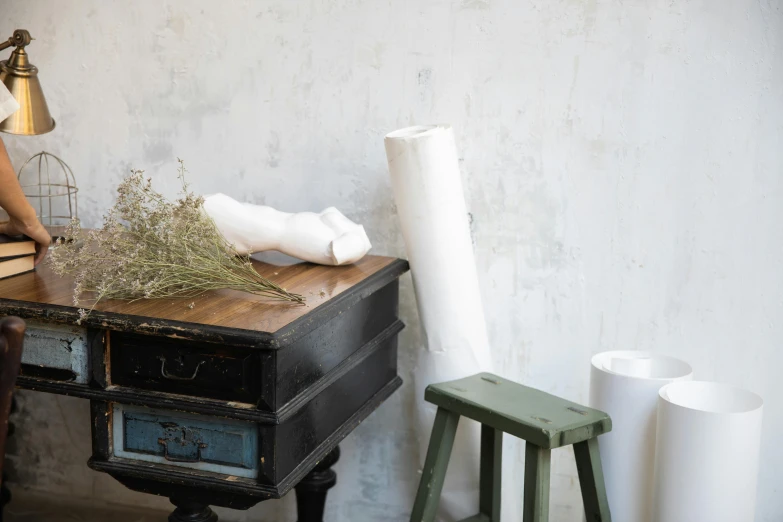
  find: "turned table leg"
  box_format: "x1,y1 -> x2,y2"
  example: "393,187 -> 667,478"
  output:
295,446 -> 340,522
169,497 -> 219,522
0,396 -> 18,522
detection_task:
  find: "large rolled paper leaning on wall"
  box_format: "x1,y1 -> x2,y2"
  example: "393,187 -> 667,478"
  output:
385,125 -> 493,520
589,351 -> 693,522
652,381 -> 763,522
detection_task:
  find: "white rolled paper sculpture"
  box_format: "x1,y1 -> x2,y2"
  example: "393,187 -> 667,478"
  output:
385,125 -> 492,520
203,193 -> 371,265
652,381 -> 763,522
589,351 -> 693,522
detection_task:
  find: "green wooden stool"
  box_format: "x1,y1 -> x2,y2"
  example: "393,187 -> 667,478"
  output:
410,372 -> 612,522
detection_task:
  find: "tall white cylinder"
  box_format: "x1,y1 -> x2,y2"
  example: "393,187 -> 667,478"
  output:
652,381 -> 764,522
589,351 -> 693,522
385,125 -> 492,521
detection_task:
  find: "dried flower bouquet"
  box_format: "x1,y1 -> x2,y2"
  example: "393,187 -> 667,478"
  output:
49,159 -> 304,322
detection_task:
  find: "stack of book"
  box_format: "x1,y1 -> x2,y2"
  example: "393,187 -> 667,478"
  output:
0,234 -> 35,280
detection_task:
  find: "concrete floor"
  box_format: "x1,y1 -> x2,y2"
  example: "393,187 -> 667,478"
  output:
5,492 -> 170,522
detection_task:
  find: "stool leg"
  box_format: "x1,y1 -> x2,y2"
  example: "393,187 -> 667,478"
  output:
573,438 -> 611,522
522,443 -> 550,522
479,425 -> 502,521
410,408 -> 460,522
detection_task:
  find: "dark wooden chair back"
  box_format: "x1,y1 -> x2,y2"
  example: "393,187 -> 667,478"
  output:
0,317 -> 24,486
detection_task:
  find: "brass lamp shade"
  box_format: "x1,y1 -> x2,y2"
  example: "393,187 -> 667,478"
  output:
0,46 -> 55,135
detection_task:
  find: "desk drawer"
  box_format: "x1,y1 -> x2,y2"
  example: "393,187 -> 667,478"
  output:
112,404 -> 259,478
21,321 -> 91,383
110,332 -> 264,404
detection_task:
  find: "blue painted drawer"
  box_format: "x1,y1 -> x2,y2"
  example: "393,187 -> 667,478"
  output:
21,321 -> 91,383
112,404 -> 259,478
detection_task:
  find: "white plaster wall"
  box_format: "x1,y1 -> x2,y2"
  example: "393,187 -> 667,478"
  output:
1,0 -> 782,520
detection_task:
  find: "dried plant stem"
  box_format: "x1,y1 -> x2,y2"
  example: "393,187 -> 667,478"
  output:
49,159 -> 303,323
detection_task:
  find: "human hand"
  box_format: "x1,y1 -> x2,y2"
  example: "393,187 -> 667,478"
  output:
0,215 -> 51,265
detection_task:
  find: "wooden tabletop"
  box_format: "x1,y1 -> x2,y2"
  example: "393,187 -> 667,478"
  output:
0,254 -> 408,344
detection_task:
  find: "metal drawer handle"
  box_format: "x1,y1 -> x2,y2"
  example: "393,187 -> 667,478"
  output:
157,438 -> 208,463
158,357 -> 205,381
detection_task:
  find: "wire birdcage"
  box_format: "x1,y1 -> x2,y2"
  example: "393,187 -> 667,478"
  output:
17,151 -> 78,240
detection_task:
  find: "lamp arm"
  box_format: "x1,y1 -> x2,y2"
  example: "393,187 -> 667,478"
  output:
0,29 -> 33,53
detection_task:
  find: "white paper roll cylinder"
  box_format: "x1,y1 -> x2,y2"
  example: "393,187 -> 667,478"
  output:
652,381 -> 764,522
385,125 -> 492,520
589,351 -> 693,522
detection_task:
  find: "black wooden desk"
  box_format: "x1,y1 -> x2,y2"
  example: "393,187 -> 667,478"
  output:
0,254 -> 408,521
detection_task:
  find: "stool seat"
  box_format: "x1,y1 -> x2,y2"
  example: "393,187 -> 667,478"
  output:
426,372 -> 612,449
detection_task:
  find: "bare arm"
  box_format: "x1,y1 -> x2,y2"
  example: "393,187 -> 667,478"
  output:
0,138 -> 50,264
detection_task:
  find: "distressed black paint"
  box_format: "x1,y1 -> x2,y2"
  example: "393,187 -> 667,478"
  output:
7,260 -> 408,522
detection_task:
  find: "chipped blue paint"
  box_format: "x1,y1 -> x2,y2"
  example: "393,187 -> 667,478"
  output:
22,321 -> 90,383
112,404 -> 259,478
